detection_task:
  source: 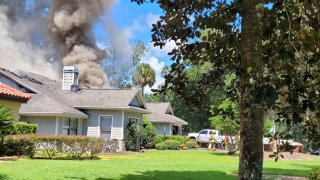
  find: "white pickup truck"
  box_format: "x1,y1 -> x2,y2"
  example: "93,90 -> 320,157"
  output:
188,129 -> 224,144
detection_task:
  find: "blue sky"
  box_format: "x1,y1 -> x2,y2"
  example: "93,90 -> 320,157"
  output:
93,0 -> 174,92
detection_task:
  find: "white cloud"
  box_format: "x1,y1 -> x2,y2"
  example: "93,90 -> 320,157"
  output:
146,13 -> 160,28
148,40 -> 177,57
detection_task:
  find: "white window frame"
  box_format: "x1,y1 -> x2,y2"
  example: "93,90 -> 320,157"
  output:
99,115 -> 113,139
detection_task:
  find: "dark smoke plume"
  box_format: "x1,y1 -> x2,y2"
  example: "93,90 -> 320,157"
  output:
48,0 -> 114,88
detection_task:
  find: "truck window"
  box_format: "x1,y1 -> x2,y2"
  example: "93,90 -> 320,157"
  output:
209,131 -> 213,135
199,131 -> 208,135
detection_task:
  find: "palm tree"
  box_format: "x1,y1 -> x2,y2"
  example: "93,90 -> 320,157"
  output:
132,63 -> 156,96
0,105 -> 14,155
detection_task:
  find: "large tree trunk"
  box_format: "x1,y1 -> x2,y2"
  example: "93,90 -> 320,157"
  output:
238,0 -> 265,179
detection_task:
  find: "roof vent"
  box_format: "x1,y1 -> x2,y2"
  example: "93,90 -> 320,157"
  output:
62,66 -> 79,91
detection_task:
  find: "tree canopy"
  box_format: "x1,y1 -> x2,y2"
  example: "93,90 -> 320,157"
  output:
132,0 -> 319,179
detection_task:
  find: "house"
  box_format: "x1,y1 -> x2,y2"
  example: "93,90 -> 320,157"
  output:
146,103 -> 188,135
0,67 -> 149,151
0,83 -> 31,120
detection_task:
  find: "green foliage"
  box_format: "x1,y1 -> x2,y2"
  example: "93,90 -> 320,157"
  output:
124,121 -> 140,151
210,99 -> 240,136
5,135 -> 36,157
140,116 -> 157,149
264,119 -> 273,136
4,135 -> 104,159
308,166 -> 320,180
9,123 -> 38,135
0,105 -> 14,135
155,140 -> 181,150
155,135 -> 189,145
132,63 -> 156,95
185,140 -> 198,149
0,105 -> 15,156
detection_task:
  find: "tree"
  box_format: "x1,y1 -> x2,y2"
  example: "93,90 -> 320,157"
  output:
141,115 -> 157,149
132,63 -> 156,96
105,41 -> 148,88
210,99 -> 240,154
132,1 -> 319,178
0,105 -> 14,156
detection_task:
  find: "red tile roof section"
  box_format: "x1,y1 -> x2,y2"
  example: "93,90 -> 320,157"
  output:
0,83 -> 31,100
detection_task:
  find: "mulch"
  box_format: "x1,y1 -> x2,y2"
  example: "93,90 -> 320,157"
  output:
264,152 -> 315,160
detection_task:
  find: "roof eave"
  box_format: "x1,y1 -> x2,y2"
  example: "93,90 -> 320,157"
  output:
73,106 -> 151,114
19,112 -> 88,118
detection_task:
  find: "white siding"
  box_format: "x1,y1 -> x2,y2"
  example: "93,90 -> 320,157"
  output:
20,116 -> 56,135
83,110 -> 123,139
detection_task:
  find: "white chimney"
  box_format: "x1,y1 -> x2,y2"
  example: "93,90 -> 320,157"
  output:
62,66 -> 79,90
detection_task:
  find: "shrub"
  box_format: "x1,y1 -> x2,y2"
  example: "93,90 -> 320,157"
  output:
124,121 -> 140,151
141,116 -> 157,149
185,140 -> 197,148
4,135 -> 104,159
155,135 -> 189,145
89,137 -> 105,157
308,166 -> 320,180
155,140 -> 181,150
5,135 -> 36,158
10,123 -> 38,135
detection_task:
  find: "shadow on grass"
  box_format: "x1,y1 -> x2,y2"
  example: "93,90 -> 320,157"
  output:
0,174 -> 9,180
64,170 -> 236,180
263,167 -> 311,177
209,152 -> 239,157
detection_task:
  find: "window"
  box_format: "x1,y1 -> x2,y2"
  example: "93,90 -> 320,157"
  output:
63,118 -> 78,135
100,116 -> 112,139
199,130 -> 208,135
129,117 -> 138,124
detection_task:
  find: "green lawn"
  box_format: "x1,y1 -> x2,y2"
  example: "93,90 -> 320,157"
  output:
0,150 -> 319,180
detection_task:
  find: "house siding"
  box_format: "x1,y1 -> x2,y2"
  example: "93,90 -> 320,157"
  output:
153,123 -> 172,136
0,99 -> 22,120
129,97 -> 140,107
82,110 -> 124,139
20,116 -> 56,135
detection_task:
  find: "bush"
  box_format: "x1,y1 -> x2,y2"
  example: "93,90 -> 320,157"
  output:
155,140 -> 181,150
308,166 -> 320,180
185,140 -> 197,148
141,116 -> 157,149
5,135 -> 36,158
124,122 -> 140,151
155,135 -> 189,145
9,123 -> 37,135
4,135 -> 104,159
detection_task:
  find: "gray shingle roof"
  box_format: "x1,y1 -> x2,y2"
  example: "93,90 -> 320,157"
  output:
145,102 -> 188,125
146,113 -> 188,125
146,102 -> 172,114
19,94 -> 88,117
0,68 -> 147,116
60,89 -> 141,108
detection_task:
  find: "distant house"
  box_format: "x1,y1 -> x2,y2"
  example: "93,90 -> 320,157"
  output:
146,103 -> 188,135
0,67 -> 148,151
0,83 -> 31,120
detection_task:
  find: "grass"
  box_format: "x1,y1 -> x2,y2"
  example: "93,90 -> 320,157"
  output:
0,150 -> 319,180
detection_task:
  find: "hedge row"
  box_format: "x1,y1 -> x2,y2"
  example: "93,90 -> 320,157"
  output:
155,140 -> 181,150
9,123 -> 38,135
155,135 -> 190,145
4,135 -> 104,159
